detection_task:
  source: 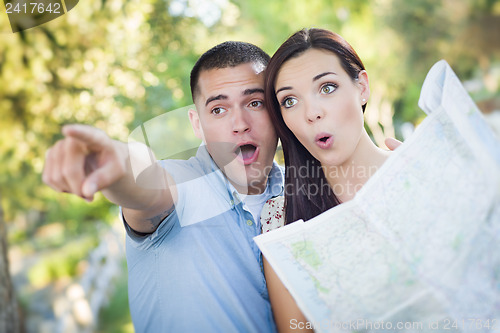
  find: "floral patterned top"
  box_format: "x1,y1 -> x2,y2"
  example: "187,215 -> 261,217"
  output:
260,196 -> 285,233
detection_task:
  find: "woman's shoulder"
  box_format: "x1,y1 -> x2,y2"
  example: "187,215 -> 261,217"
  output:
261,196 -> 285,233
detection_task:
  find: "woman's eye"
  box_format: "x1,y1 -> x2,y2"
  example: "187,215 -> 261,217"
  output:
249,100 -> 263,108
211,107 -> 227,115
281,97 -> 298,109
320,83 -> 337,94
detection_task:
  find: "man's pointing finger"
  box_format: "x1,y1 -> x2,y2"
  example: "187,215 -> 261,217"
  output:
62,124 -> 110,151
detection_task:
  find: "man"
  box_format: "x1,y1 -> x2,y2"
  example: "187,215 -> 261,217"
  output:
43,42 -> 282,332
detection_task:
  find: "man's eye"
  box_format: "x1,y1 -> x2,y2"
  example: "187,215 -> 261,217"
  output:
249,101 -> 263,108
320,83 -> 337,94
281,97 -> 298,109
211,107 -> 227,115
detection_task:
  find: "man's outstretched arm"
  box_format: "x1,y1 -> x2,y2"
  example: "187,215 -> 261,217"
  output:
43,124 -> 177,234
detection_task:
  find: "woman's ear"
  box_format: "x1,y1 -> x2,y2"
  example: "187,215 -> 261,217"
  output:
188,108 -> 205,142
357,70 -> 370,105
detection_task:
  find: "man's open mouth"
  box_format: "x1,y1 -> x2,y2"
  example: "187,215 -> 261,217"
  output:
234,143 -> 259,165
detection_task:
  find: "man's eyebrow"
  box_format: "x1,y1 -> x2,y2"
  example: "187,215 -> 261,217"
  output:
243,88 -> 264,95
205,94 -> 227,106
313,72 -> 337,81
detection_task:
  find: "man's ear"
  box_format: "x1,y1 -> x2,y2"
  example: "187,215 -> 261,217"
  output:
357,70 -> 370,103
188,108 -> 205,141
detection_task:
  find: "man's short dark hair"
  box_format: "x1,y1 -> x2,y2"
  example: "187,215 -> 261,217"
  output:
190,41 -> 271,102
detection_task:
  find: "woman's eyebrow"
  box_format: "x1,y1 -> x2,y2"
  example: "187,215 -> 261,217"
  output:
313,72 -> 337,82
276,72 -> 338,95
275,86 -> 292,95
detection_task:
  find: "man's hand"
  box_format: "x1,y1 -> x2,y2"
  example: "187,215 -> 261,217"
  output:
385,137 -> 403,151
43,124 -> 128,202
43,124 -> 176,232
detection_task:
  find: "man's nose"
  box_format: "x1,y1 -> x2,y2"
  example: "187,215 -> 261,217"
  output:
232,108 -> 250,133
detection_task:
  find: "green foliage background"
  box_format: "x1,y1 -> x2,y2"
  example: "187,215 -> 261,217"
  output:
0,0 -> 499,329
1,0 -> 499,224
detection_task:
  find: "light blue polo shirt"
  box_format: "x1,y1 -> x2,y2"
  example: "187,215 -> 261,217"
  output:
123,145 -> 283,332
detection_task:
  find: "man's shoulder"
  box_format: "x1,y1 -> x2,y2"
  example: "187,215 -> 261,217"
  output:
267,162 -> 285,196
159,156 -> 207,182
273,162 -> 285,175
159,145 -> 216,178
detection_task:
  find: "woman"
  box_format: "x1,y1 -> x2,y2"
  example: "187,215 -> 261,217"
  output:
261,28 -> 392,332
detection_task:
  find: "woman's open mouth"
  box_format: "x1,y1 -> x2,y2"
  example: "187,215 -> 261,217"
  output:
315,133 -> 334,149
234,143 -> 259,165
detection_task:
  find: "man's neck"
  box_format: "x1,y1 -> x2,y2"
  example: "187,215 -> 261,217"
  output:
231,180 -> 267,196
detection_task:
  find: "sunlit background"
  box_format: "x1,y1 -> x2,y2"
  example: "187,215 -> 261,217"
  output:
1,0 -> 499,332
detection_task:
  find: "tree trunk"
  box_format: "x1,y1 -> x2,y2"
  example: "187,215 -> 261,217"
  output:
0,195 -> 20,333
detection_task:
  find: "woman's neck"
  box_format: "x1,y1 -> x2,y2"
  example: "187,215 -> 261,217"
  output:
322,131 -> 391,203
